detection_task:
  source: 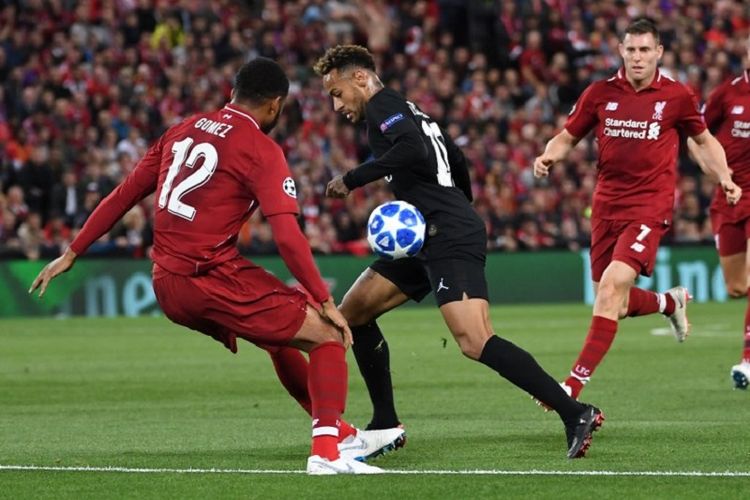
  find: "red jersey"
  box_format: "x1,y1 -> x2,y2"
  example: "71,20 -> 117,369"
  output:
705,70 -> 750,220
70,104 -> 329,301
565,69 -> 706,222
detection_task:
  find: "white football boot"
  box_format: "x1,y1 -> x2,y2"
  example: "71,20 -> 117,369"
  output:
665,286 -> 690,342
306,455 -> 385,475
730,362 -> 750,390
338,427 -> 406,462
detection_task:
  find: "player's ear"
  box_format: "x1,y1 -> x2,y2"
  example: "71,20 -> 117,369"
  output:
269,96 -> 283,115
353,69 -> 369,87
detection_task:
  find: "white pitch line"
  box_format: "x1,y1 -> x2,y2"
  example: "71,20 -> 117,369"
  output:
1,465 -> 749,477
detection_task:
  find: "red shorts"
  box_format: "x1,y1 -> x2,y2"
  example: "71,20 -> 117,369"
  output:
152,256 -> 308,353
710,209 -> 750,257
590,218 -> 668,282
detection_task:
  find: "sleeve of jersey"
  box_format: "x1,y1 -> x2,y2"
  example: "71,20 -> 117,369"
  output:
564,84 -> 598,139
678,85 -> 707,137
249,142 -> 300,217
701,83 -> 726,133
444,132 -> 473,202
69,138 -> 162,256
266,213 -> 329,303
343,100 -> 429,189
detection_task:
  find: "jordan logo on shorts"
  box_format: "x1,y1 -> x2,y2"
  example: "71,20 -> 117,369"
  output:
437,278 -> 450,292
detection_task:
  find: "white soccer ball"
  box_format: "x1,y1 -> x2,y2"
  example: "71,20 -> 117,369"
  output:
366,200 -> 426,259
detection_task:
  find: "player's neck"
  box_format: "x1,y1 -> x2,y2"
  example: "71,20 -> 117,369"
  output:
227,100 -> 261,120
364,77 -> 385,100
626,69 -> 658,92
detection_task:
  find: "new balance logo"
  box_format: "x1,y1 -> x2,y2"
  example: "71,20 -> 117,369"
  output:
605,102 -> 618,111
222,113 -> 233,119
436,278 -> 450,292
731,105 -> 745,115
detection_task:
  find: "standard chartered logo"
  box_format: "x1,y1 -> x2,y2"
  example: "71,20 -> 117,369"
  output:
602,117 -> 660,140
731,120 -> 750,138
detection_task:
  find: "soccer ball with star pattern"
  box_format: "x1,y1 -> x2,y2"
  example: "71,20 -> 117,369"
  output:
366,201 -> 426,260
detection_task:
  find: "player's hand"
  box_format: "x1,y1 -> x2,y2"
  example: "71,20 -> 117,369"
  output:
320,298 -> 353,348
28,249 -> 77,298
721,179 -> 742,205
325,175 -> 350,198
533,155 -> 555,178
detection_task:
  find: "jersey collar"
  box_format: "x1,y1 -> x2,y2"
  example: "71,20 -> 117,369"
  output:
609,67 -> 664,92
222,104 -> 260,129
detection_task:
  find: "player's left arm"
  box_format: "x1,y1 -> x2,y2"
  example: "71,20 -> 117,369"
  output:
341,101 -> 429,192
30,137 -> 163,297
687,130 -> 741,204
679,85 -> 741,204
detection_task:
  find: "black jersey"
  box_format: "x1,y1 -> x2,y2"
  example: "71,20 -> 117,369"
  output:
343,88 -> 485,254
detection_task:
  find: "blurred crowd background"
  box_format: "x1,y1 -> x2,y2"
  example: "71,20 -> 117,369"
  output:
1,0 -> 749,260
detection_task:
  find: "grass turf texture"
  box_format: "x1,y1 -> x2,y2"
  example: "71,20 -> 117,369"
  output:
1,302 -> 749,498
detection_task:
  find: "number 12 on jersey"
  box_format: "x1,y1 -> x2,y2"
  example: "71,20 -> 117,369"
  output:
158,138 -> 219,221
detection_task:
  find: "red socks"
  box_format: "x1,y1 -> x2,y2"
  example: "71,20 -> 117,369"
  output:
268,346 -> 357,444
568,316 -> 618,387
626,287 -> 675,317
308,342 -> 347,461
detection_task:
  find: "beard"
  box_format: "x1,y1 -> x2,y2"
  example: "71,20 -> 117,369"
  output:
261,109 -> 282,134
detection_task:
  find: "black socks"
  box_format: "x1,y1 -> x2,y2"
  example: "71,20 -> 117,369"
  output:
478,335 -> 585,425
351,321 -> 401,429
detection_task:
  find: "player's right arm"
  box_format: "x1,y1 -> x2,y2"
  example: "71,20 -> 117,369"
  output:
535,84 -> 598,178
533,129 -> 580,178
683,82 -> 740,205
30,136 -> 164,297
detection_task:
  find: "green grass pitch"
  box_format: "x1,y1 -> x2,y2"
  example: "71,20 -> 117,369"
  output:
2,302 -> 749,498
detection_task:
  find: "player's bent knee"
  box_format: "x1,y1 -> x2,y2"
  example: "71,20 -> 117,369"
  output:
728,286 -> 746,298
453,330 -> 491,360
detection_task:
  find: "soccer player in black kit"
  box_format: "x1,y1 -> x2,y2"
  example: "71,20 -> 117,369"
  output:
315,45 -> 604,459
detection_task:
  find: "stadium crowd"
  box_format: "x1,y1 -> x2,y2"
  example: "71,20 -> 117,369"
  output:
1,0 -> 749,260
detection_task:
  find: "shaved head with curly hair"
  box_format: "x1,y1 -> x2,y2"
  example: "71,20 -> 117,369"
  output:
315,45 -> 383,123
313,45 -> 376,76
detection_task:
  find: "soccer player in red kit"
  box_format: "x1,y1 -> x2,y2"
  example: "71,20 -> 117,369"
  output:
28,58 -> 387,474
694,35 -> 750,389
534,19 -> 741,399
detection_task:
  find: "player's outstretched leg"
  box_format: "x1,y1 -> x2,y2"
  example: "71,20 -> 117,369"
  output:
441,298 -> 605,458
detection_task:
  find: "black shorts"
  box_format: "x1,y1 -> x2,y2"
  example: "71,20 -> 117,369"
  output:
370,253 -> 488,307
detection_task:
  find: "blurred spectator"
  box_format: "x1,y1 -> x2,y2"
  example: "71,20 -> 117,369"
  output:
50,170 -> 80,227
